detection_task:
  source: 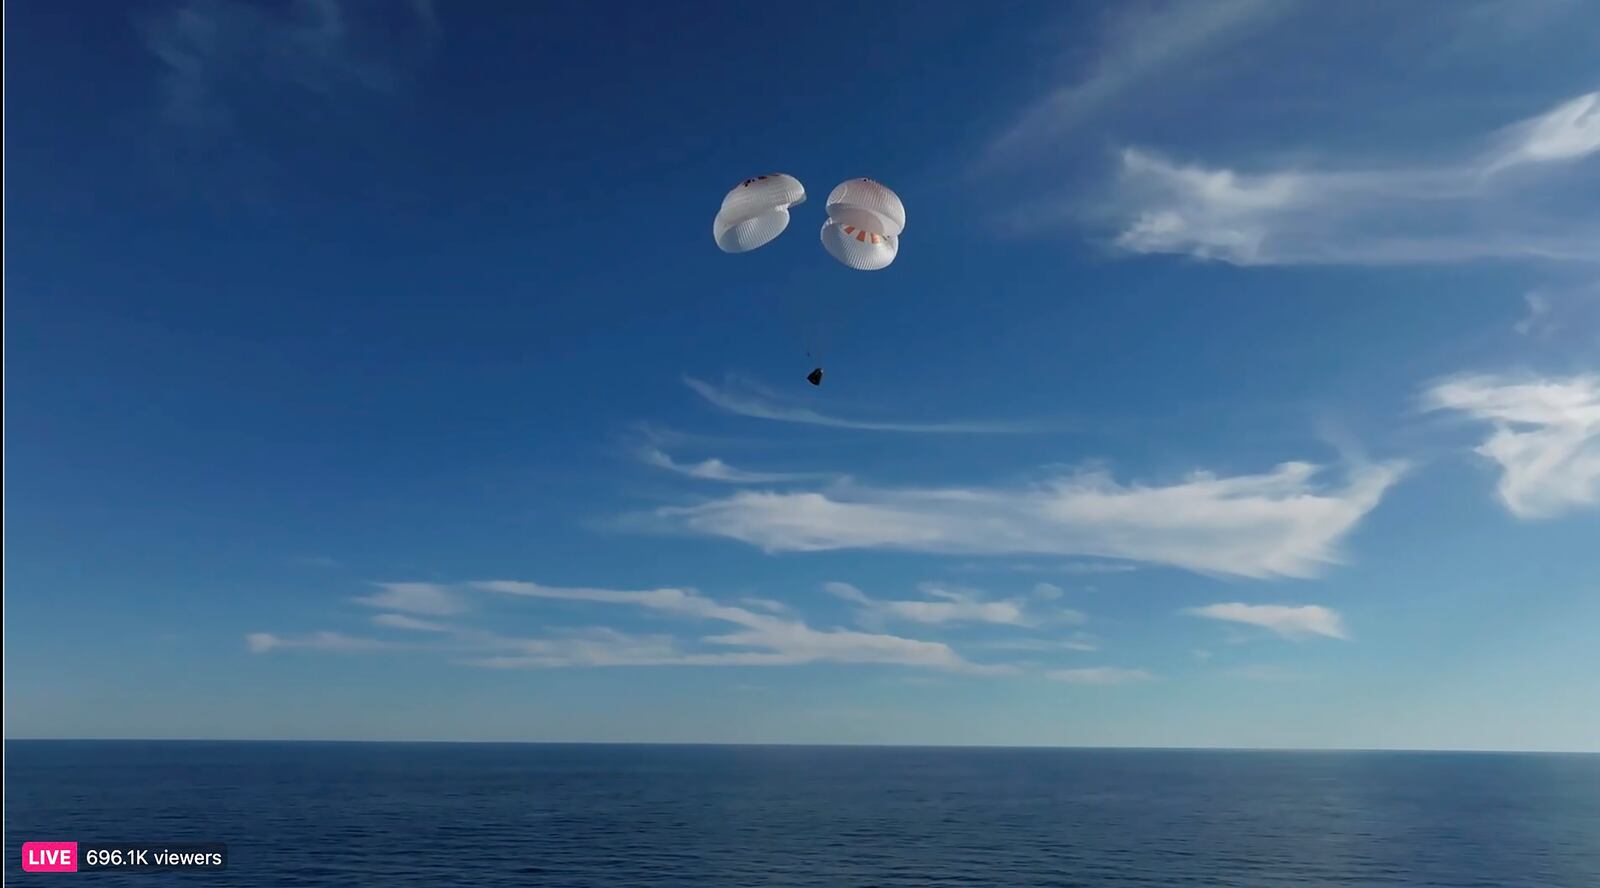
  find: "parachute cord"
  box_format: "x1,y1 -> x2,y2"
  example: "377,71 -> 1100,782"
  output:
773,283 -> 817,368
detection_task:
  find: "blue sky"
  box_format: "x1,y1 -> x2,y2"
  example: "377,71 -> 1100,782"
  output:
5,0 -> 1599,750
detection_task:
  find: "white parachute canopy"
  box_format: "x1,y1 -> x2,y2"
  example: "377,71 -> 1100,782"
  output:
712,174 -> 807,253
820,219 -> 899,271
824,178 -> 905,238
821,178 -> 904,270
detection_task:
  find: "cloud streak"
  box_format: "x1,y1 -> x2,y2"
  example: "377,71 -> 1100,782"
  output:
1423,373 -> 1600,519
651,460 -> 1404,579
472,581 -> 1009,673
637,445 -> 825,484
462,628 -> 692,669
246,631 -> 397,653
354,582 -> 465,616
372,613 -> 453,633
985,0 -> 1293,164
1513,281 -> 1600,340
825,581 -> 1066,628
1485,91 -> 1600,173
982,635 -> 1099,654
143,0 -> 438,129
685,377 -> 1029,435
1106,91 -> 1600,265
1184,603 -> 1348,640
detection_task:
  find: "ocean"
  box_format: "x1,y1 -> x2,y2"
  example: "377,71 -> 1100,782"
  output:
5,742 -> 1599,886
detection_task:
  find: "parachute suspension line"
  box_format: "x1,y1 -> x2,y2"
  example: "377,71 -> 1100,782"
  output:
710,173 -> 905,386
772,278 -> 823,367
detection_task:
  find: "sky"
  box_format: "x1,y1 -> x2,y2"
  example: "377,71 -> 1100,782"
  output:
4,0 -> 1599,751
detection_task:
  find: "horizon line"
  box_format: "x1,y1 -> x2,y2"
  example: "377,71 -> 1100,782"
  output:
6,738 -> 1596,755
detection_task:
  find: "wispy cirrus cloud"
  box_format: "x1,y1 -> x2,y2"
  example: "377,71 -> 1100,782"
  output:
1485,91 -> 1600,173
1423,373 -> 1600,519
1504,284 -> 1600,340
371,613 -> 453,633
650,460 -> 1404,579
471,581 -> 1010,674
256,579 -> 1013,674
981,634 -> 1099,654
246,631 -> 397,653
1105,90 -> 1600,265
739,597 -> 792,614
464,627 -> 690,669
824,581 -> 1069,628
143,0 -> 438,129
983,0 -> 1294,165
1184,603 -> 1348,640
952,560 -> 1140,577
1516,292 -> 1557,337
637,444 -> 826,484
1513,281 -> 1600,340
354,582 -> 465,616
1048,667 -> 1155,685
684,376 -> 1029,435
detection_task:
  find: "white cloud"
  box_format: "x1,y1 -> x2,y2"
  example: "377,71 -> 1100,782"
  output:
881,583 -> 1035,627
947,563 -> 1139,576
246,631 -> 396,653
684,376 -> 1028,434
1515,292 -> 1555,336
461,628 -> 689,669
1060,561 -> 1140,575
1486,91 -> 1600,172
652,460 -> 1404,579
637,445 -> 823,484
1032,582 -> 1064,600
739,597 -> 792,614
143,0 -> 438,129
354,582 -> 465,616
983,634 -> 1099,653
1184,603 -> 1348,640
952,560 -> 1139,575
473,581 -> 1007,673
1423,373 -> 1600,518
372,613 -> 452,633
1107,91 -> 1600,265
985,0 -> 1292,162
823,581 -> 872,604
1048,667 -> 1155,685
1514,281 -> 1600,340
827,581 -> 1084,629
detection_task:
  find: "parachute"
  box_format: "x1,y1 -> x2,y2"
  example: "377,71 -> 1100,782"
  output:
712,174 -> 905,383
824,178 -> 906,238
712,174 -> 807,253
819,220 -> 899,271
819,178 -> 904,271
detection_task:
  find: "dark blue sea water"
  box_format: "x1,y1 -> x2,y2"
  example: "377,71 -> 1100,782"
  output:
5,742 -> 1599,886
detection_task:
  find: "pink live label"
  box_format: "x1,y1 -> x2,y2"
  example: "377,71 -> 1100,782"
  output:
22,843 -> 79,873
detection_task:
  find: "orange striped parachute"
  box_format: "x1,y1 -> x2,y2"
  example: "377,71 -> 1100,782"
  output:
711,174 -> 907,383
